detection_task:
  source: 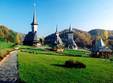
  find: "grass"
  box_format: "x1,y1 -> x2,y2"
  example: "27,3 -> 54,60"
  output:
18,48 -> 113,83
20,46 -> 91,57
64,49 -> 91,57
0,41 -> 14,59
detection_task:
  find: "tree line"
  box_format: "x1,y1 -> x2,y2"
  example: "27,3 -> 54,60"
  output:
0,25 -> 23,44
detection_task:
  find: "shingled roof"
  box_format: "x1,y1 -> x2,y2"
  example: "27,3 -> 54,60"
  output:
92,38 -> 112,52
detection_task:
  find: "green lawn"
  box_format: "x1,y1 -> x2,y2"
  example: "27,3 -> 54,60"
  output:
19,49 -> 113,83
64,49 -> 91,57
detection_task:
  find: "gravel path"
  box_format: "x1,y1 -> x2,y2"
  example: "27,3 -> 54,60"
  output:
0,51 -> 18,83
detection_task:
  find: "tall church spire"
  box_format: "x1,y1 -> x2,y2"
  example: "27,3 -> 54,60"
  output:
56,24 -> 58,33
31,0 -> 38,33
69,24 -> 72,32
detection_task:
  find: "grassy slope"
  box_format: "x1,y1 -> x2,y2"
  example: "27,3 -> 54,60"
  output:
0,41 -> 13,58
19,51 -> 113,83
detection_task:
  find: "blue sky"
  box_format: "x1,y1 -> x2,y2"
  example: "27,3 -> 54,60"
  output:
0,0 -> 113,36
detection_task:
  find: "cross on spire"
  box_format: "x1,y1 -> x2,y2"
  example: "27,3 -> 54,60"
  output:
31,0 -> 38,25
33,0 -> 36,7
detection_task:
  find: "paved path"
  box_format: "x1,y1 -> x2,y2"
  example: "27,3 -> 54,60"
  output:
0,51 -> 18,83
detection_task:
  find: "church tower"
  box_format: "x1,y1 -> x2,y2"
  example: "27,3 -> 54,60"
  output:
52,25 -> 64,52
31,1 -> 38,33
23,0 -> 39,46
67,24 -> 78,50
68,24 -> 73,40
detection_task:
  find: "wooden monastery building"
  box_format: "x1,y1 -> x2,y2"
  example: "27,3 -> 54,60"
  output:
91,38 -> 112,58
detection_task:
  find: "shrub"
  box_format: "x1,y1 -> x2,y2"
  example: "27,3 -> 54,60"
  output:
110,57 -> 113,62
64,60 -> 86,68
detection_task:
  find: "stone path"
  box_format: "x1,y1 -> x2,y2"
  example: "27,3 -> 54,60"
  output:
0,51 -> 18,83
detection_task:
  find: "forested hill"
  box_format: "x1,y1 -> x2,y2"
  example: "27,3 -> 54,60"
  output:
88,29 -> 113,39
45,28 -> 92,48
1,24 -> 113,47
45,28 -> 113,48
0,25 -> 23,44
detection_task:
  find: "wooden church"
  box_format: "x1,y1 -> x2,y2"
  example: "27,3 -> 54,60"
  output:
51,25 -> 64,52
23,2 -> 39,46
91,38 -> 112,58
66,25 -> 78,50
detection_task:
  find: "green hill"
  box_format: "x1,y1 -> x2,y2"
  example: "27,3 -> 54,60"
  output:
0,25 -> 23,59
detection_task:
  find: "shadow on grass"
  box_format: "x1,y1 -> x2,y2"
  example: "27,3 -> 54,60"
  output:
51,63 -> 86,69
51,64 -> 66,68
19,79 -> 26,83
